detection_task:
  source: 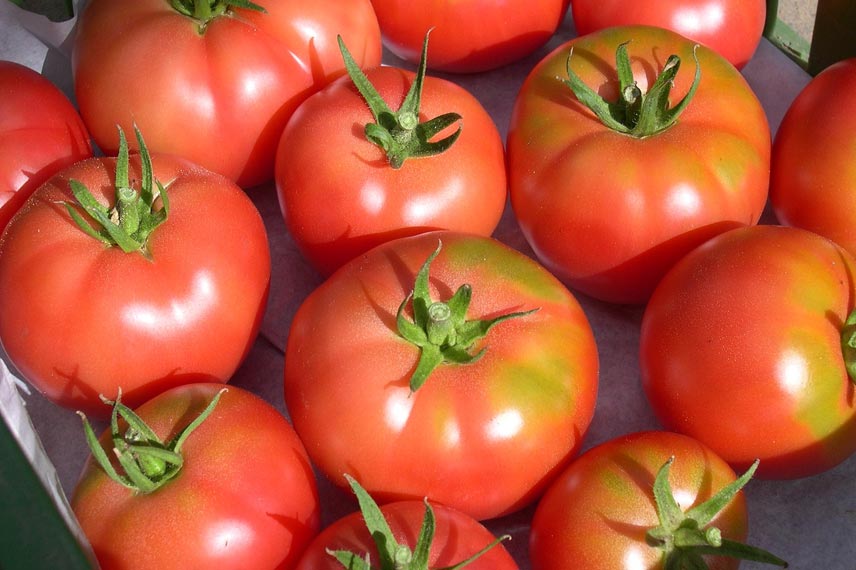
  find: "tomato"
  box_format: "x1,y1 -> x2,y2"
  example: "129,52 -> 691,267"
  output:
770,58 -> 856,258
72,0 -> 382,188
369,0 -> 570,73
0,61 -> 91,234
0,131 -> 270,417
72,383 -> 320,570
295,477 -> 517,569
571,0 -> 765,69
640,225 -> 856,479
275,37 -> 506,276
284,231 -> 599,521
507,26 -> 770,304
530,431 -> 786,570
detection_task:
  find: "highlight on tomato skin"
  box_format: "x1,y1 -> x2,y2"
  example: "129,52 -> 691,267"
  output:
640,225 -> 856,480
284,231 -> 599,522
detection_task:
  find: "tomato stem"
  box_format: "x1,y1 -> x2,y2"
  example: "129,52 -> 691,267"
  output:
645,458 -> 788,568
395,241 -> 537,393
338,31 -> 462,169
840,310 -> 856,385
78,389 -> 226,494
562,41 -> 701,138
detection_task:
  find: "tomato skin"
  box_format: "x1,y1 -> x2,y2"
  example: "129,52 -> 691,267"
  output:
640,225 -> 856,479
507,26 -> 770,304
530,431 -> 748,570
275,66 -> 506,276
71,383 -> 321,570
771,59 -> 856,258
370,0 -> 570,73
72,0 -> 381,188
295,500 -> 517,569
0,155 -> 270,417
284,231 -> 599,521
571,0 -> 765,69
0,61 -> 91,234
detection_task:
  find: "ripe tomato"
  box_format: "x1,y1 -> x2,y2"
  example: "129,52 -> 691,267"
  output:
275,38 -> 506,276
0,133 -> 270,417
370,0 -> 570,73
530,431 -> 786,569
295,477 -> 516,569
571,0 -> 765,69
0,61 -> 91,234
507,26 -> 770,304
771,58 -> 856,258
640,225 -> 856,479
284,232 -> 599,521
72,0 -> 381,188
72,383 -> 320,570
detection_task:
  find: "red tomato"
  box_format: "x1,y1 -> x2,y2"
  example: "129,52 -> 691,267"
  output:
640,225 -> 856,479
284,232 -> 599,521
572,0 -> 765,69
295,497 -> 516,569
771,58 -> 856,258
0,141 -> 270,417
530,431 -> 783,570
370,0 -> 570,73
0,61 -> 91,234
275,47 -> 506,276
507,26 -> 770,304
72,0 -> 381,188
72,383 -> 320,570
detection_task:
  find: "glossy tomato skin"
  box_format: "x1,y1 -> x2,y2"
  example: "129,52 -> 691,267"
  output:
0,155 -> 270,417
507,26 -> 770,304
571,0 -> 765,69
530,431 -> 748,570
0,61 -> 91,234
641,226 -> 856,479
771,59 -> 856,258
73,0 -> 381,188
72,383 -> 321,570
295,500 -> 517,569
284,231 -> 599,521
370,0 -> 570,73
275,67 -> 506,276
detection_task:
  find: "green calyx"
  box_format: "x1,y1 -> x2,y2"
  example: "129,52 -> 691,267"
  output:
170,0 -> 265,30
562,41 -> 701,138
78,389 -> 225,494
338,31 -> 462,169
327,475 -> 510,570
396,241 -> 537,393
646,458 -> 788,569
839,310 -> 856,385
64,126 -> 170,259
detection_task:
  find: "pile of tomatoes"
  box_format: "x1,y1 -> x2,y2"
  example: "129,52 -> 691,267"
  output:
1,0 -> 854,568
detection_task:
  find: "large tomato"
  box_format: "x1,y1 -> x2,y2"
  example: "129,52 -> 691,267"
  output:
0,132 -> 270,416
295,477 -> 517,569
370,0 -> 570,73
640,225 -> 856,479
72,0 -> 381,188
0,61 -> 91,234
284,231 -> 599,521
571,0 -> 766,69
771,58 -> 856,258
530,431 -> 786,569
275,37 -> 506,276
72,383 -> 320,570
507,26 -> 770,304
